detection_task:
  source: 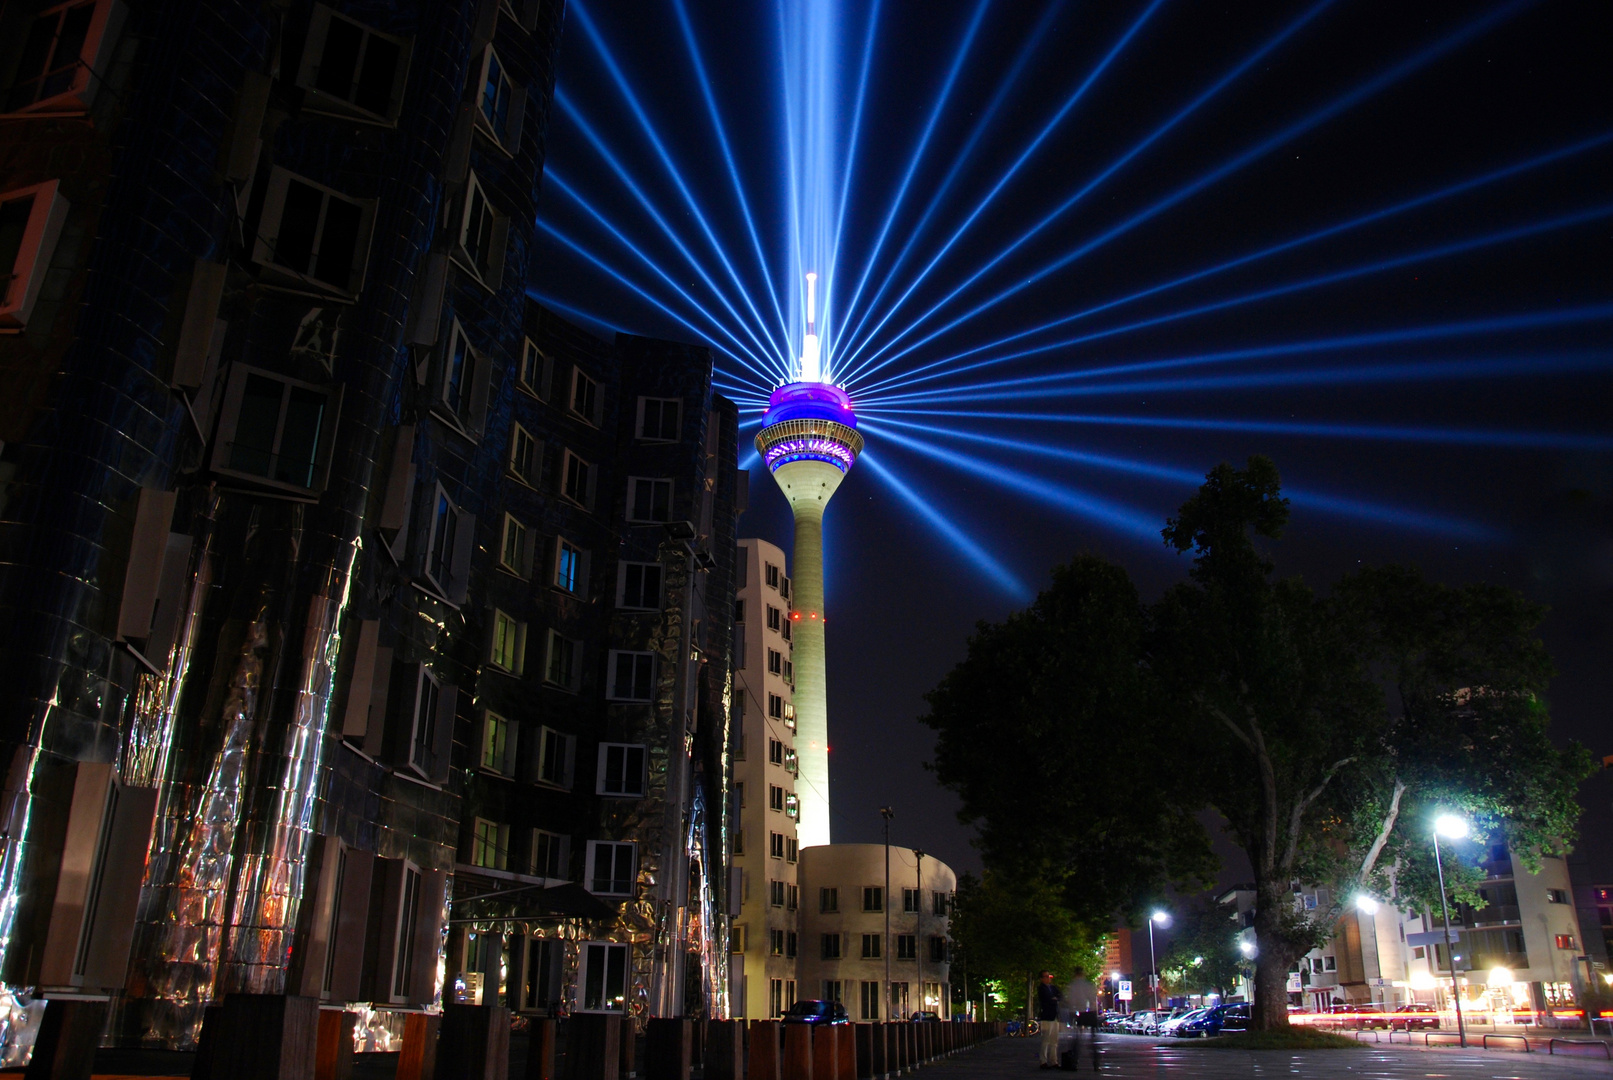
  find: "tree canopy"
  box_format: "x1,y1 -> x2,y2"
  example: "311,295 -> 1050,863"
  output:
922,456 -> 1592,1030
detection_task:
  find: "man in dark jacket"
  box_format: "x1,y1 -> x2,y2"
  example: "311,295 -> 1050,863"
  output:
1035,970 -> 1063,1067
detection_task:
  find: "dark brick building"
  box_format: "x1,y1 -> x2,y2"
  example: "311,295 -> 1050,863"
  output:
0,0 -> 739,1058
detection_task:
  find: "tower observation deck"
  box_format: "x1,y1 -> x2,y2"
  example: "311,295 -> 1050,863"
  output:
754,275 -> 861,848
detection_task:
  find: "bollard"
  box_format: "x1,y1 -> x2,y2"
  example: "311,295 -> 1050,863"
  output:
23,998 -> 108,1080
565,1014 -> 622,1080
703,1020 -> 745,1080
621,1020 -> 638,1080
315,1009 -> 355,1080
646,1019 -> 692,1080
782,1022 -> 813,1080
748,1020 -> 782,1080
397,1012 -> 442,1080
439,1004 -> 510,1080
195,993 -> 320,1080
811,1026 -> 837,1080
836,1024 -> 857,1080
526,1019 -> 557,1080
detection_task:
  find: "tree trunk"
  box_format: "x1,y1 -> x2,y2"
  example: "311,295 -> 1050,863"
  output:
1251,880 -> 1292,1031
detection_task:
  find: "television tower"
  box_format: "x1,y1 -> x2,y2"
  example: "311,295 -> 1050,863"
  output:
754,272 -> 862,849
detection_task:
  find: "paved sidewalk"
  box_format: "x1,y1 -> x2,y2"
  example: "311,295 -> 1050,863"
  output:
922,1032 -> 1613,1079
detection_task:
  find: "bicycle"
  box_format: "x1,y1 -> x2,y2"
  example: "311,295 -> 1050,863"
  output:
1006,1019 -> 1041,1037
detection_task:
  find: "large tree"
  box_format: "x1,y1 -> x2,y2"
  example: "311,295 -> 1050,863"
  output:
923,457 -> 1592,1031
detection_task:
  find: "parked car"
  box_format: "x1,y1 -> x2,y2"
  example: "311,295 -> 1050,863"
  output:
783,1000 -> 850,1024
1161,1009 -> 1209,1037
1179,1003 -> 1251,1038
1121,1010 -> 1158,1034
1149,1009 -> 1188,1035
1389,1004 -> 1439,1031
909,1011 -> 941,1022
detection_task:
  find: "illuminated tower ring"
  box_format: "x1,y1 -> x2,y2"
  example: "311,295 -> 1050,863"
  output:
755,380 -> 862,849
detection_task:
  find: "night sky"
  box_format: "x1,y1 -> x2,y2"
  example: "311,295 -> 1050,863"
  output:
528,1 -> 1613,887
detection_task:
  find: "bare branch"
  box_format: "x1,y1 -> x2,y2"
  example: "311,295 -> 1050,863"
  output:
1281,756 -> 1355,870
1356,777 -> 1407,886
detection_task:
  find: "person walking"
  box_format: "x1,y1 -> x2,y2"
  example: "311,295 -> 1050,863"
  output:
1064,966 -> 1101,1070
1035,970 -> 1064,1068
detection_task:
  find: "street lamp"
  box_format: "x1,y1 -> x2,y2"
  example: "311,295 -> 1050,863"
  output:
881,806 -> 894,1020
1432,813 -> 1470,1048
1354,895 -> 1380,915
1148,911 -> 1170,1010
914,847 -> 925,1019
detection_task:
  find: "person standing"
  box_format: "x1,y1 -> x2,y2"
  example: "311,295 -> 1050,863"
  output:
1065,966 -> 1101,1070
1035,970 -> 1064,1068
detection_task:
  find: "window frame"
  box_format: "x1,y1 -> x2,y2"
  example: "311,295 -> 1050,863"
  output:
585,840 -> 636,897
517,337 -> 549,399
473,43 -> 525,152
535,725 -> 574,789
251,165 -> 377,298
498,513 -> 533,578
634,396 -> 682,442
294,4 -> 412,124
569,367 -> 600,426
577,940 -> 630,1013
3,0 -> 126,116
820,932 -> 841,960
0,180 -> 69,329
508,421 -> 539,485
543,630 -> 579,692
560,449 -> 595,509
454,170 -> 507,291
488,607 -> 526,675
553,537 -> 587,596
596,742 -> 647,798
470,817 -> 508,871
820,887 -> 838,913
210,363 -> 342,495
616,561 -> 663,610
479,709 -> 514,775
625,476 -> 674,523
606,650 -> 654,702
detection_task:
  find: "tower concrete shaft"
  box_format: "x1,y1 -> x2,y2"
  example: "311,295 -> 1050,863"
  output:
755,381 -> 862,849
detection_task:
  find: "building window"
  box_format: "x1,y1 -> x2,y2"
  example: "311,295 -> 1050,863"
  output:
787,932 -> 798,959
821,933 -> 841,960
769,832 -> 785,860
597,743 -> 646,797
518,338 -> 547,397
391,866 -> 423,1001
499,514 -> 532,578
768,739 -> 784,766
786,883 -> 798,911
903,888 -> 919,913
765,563 -> 780,589
769,979 -> 784,1019
1322,955 -> 1336,972
531,829 -> 566,878
543,631 -> 578,690
607,651 -> 654,702
626,477 -> 673,523
767,693 -> 784,720
768,785 -> 785,812
734,599 -> 745,623
295,4 -> 410,123
456,172 -> 507,289
769,879 -> 785,908
435,321 -> 490,435
570,368 -> 599,424
734,782 -> 745,808
489,609 -> 526,675
252,167 -> 375,296
1412,946 -> 1426,960
889,983 -> 909,1018
617,562 -> 662,609
416,485 -> 472,603
860,982 -> 881,1021
861,934 -> 881,960
471,818 -> 507,870
480,711 -> 509,772
782,617 -> 791,641
554,538 -> 585,594
475,44 -> 525,150
820,887 -> 838,913
767,649 -> 783,676
766,606 -> 781,632
1545,889 -> 1569,904
579,941 -> 629,1012
636,397 -> 681,441
1555,934 -> 1577,950
213,366 -> 337,492
933,891 -> 949,915
786,838 -> 798,863
561,450 -> 594,508
730,925 -> 746,954
769,929 -> 784,956
509,423 -> 538,484
863,886 -> 883,913
586,841 -> 635,896
929,936 -> 947,963
536,727 -> 573,788
407,666 -> 453,782
0,180 -> 69,329
896,934 -> 916,960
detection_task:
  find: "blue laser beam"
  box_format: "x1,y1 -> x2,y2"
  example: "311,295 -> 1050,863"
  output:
861,204 -> 1613,403
834,0 -> 1332,383
858,452 -> 1030,600
824,0 -> 883,360
555,88 -> 789,378
861,409 -> 1613,453
857,301 -> 1613,405
870,414 -> 1500,542
832,0 -> 1063,366
838,0 -> 1180,380
827,0 -> 993,376
542,171 -> 780,384
564,7 -> 790,373
862,129 -> 1613,395
670,0 -> 793,359
844,0 -> 1530,387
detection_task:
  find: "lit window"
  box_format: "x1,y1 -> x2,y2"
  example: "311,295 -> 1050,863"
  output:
1555,934 -> 1577,950
480,711 -> 508,772
554,538 -> 584,594
489,609 -> 525,674
471,818 -> 506,870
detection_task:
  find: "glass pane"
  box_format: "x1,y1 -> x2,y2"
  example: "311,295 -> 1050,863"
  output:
275,181 -> 324,274
0,196 -> 37,297
314,196 -> 362,289
463,189 -> 487,265
315,16 -> 363,100
5,15 -> 58,110
481,52 -> 504,128
229,374 -> 285,477
274,386 -> 326,487
444,331 -> 469,413
355,33 -> 400,116
38,4 -> 93,103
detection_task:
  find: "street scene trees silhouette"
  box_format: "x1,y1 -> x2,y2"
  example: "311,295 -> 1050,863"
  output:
923,457 -> 1591,1030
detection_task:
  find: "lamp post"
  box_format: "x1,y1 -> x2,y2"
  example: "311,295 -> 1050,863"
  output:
1149,911 -> 1170,1010
914,847 -> 925,1019
1433,813 -> 1470,1048
881,806 -> 894,1020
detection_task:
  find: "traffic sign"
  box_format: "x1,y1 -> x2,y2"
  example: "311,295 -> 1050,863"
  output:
1118,980 -> 1133,1001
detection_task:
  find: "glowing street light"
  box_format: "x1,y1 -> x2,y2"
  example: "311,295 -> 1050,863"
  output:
1431,811 -> 1470,1047
1354,895 -> 1380,915
1148,910 -> 1170,1010
1237,940 -> 1255,957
